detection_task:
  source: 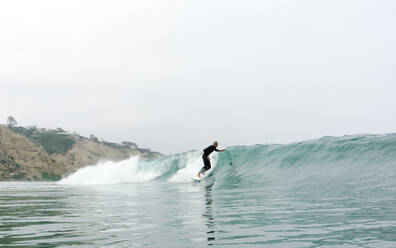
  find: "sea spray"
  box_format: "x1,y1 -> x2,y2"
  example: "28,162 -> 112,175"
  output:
58,156 -> 161,185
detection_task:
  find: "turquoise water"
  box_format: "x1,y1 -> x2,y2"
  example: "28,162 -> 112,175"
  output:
1,134 -> 396,247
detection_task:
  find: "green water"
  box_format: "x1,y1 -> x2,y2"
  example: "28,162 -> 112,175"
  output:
1,134 -> 396,247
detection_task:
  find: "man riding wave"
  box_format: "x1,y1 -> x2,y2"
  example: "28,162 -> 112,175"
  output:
197,141 -> 226,178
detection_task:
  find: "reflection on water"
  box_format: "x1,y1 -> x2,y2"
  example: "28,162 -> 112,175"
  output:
1,180 -> 396,247
203,179 -> 215,246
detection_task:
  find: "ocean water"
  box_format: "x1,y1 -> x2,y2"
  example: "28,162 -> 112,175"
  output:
1,134 -> 396,247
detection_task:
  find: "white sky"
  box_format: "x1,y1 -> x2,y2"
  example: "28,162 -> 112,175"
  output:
1,0 -> 395,154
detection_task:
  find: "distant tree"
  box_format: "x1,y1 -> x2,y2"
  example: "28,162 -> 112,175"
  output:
89,134 -> 99,142
121,141 -> 137,148
7,116 -> 17,128
26,125 -> 37,136
56,127 -> 65,132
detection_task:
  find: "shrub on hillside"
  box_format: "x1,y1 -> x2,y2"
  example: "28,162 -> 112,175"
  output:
30,133 -> 75,155
9,126 -> 27,136
41,172 -> 62,181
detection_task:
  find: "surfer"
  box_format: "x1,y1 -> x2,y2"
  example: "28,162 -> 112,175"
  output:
197,141 -> 226,178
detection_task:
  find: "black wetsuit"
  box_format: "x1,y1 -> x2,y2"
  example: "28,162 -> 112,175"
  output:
200,145 -> 221,173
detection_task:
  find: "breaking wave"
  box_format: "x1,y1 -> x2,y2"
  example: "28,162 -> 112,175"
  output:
59,134 -> 396,188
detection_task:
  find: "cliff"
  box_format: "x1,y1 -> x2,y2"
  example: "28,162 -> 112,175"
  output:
0,125 -> 162,181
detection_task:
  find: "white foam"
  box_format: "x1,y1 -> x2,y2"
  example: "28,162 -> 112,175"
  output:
58,156 -> 160,185
168,153 -> 218,183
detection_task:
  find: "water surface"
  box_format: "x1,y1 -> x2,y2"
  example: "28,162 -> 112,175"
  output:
1,134 -> 396,247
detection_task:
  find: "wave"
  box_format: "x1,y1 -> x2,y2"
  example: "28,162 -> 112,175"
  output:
59,133 -> 396,187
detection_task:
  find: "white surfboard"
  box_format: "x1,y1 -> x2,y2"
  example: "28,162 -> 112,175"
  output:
192,168 -> 214,181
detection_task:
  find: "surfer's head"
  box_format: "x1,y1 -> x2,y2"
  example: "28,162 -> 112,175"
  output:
213,141 -> 218,147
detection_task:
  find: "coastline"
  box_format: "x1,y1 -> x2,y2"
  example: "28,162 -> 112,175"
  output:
0,125 -> 162,181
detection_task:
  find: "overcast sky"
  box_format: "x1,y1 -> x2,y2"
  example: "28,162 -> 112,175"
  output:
1,0 -> 395,154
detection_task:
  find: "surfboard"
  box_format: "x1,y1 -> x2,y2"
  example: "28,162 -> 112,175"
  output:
192,168 -> 213,181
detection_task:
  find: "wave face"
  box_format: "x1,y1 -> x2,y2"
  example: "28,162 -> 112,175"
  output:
59,134 -> 396,188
